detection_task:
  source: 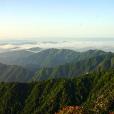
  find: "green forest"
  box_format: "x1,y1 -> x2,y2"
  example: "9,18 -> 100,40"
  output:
0,49 -> 114,114
0,69 -> 114,114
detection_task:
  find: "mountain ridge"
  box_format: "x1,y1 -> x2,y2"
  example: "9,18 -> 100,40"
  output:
0,49 -> 113,82
0,49 -> 107,71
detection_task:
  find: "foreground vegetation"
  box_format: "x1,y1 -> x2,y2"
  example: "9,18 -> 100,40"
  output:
0,69 -> 114,114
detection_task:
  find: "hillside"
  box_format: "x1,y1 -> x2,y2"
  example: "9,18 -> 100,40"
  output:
0,69 -> 114,114
0,75 -> 93,114
33,52 -> 114,80
0,49 -> 114,114
0,50 -> 33,65
0,63 -> 33,82
0,49 -> 106,71
85,69 -> 114,113
0,50 -> 113,82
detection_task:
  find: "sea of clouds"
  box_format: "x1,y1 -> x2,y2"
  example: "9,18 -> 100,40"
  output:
0,40 -> 114,53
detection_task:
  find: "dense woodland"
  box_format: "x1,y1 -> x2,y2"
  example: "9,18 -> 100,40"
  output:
0,49 -> 114,114
0,69 -> 114,114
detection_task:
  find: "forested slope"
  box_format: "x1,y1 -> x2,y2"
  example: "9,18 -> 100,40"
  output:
0,69 -> 114,114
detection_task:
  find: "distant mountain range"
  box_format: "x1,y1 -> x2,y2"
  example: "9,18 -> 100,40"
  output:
0,48 -> 107,71
0,49 -> 114,82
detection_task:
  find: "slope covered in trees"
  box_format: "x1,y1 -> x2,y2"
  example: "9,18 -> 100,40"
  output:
0,75 -> 93,114
33,52 -> 114,80
85,69 -> 114,113
0,69 -> 114,114
0,49 -> 107,71
0,50 -> 114,82
0,50 -> 33,65
0,63 -> 33,82
0,49 -> 114,114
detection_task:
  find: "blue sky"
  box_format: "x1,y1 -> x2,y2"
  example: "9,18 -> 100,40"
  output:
0,0 -> 114,40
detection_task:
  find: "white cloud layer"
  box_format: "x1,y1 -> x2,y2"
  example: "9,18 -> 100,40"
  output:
0,41 -> 114,52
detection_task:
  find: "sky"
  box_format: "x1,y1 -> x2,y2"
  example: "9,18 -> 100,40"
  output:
0,0 -> 114,40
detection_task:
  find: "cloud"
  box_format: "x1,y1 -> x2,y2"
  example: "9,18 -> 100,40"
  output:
0,41 -> 114,52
